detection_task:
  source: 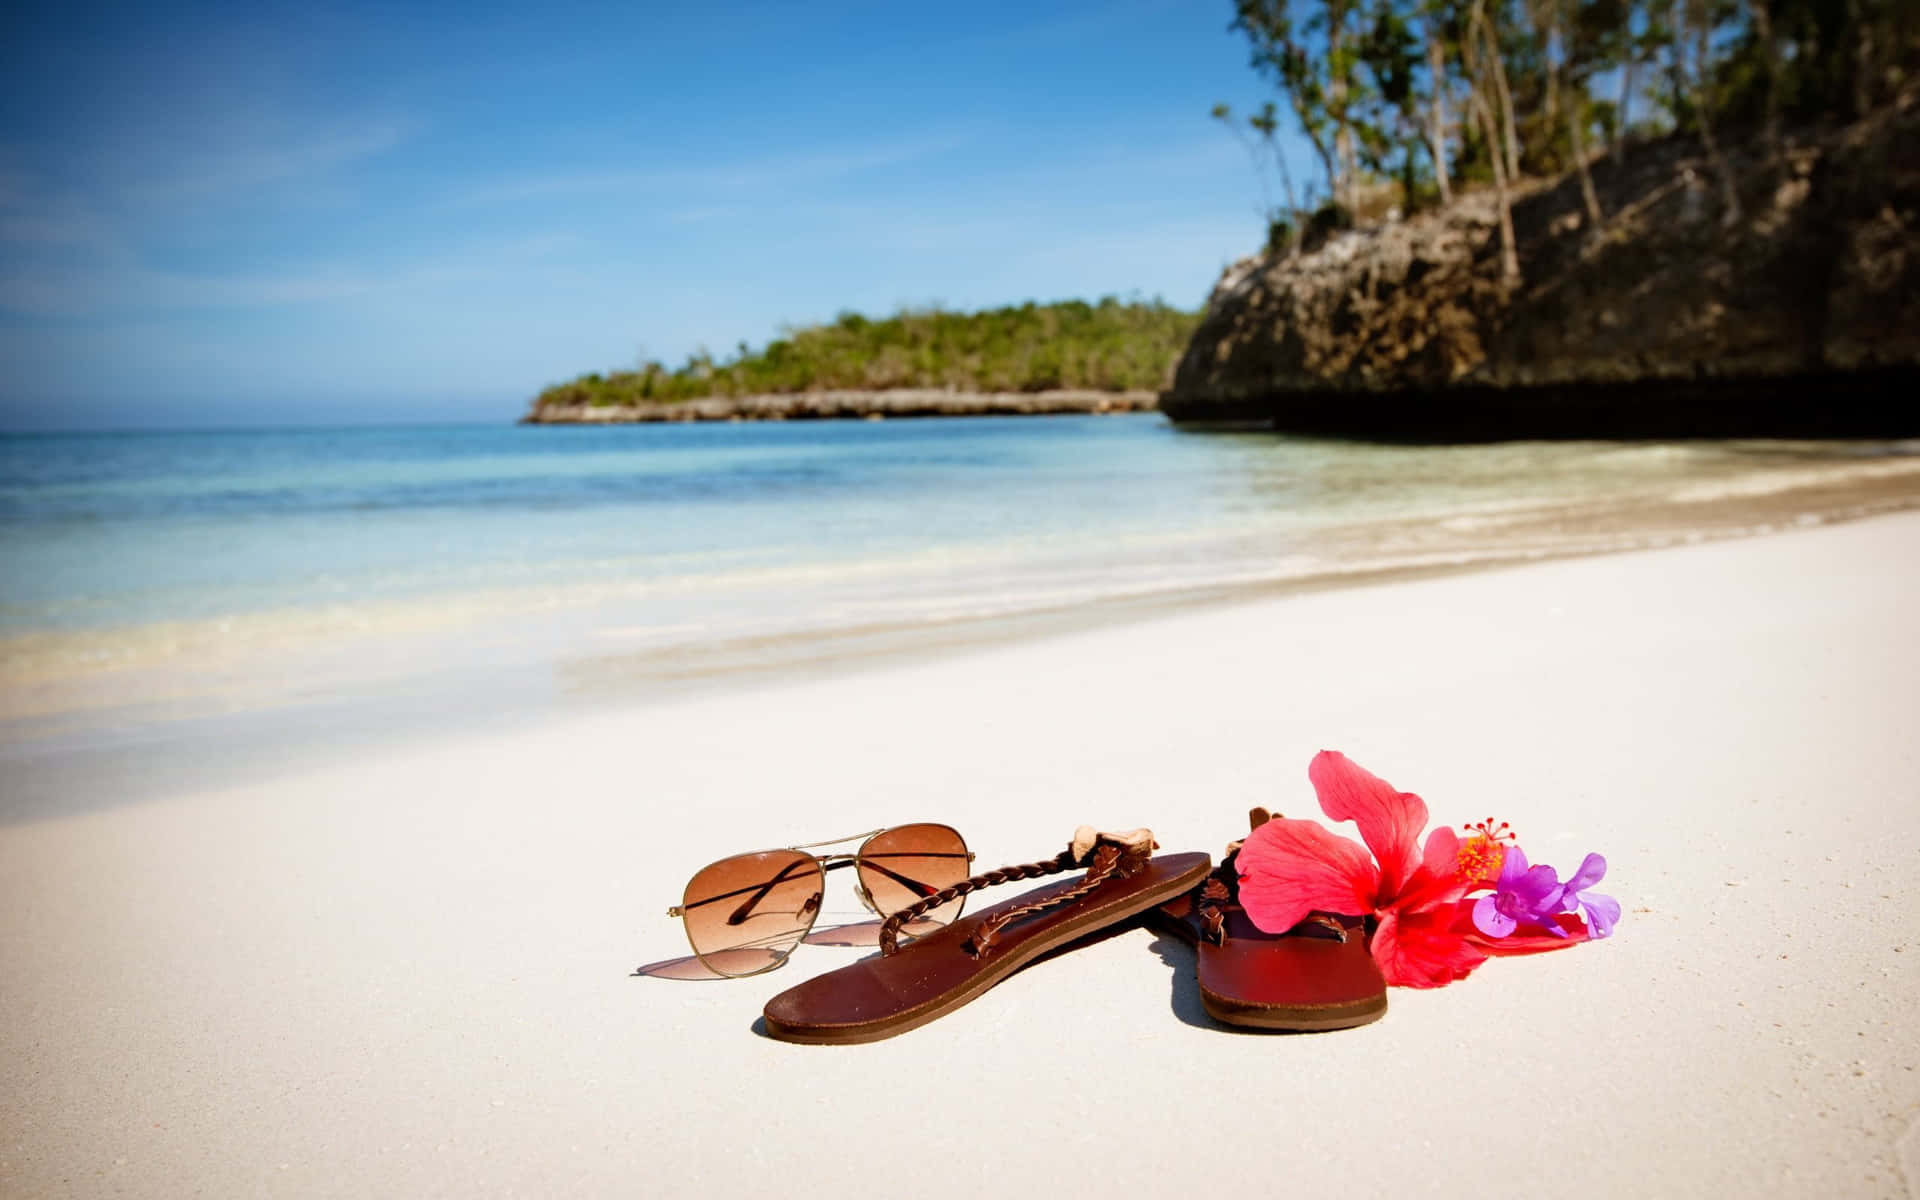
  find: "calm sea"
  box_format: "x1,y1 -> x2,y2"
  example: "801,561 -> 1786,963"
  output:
3,415 -> 1917,717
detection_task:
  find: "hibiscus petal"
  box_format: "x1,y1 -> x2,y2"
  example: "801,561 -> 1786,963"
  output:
1472,894 -> 1516,937
1578,892 -> 1622,938
1234,817 -> 1378,934
1564,852 -> 1608,893
1372,909 -> 1489,988
1421,825 -> 1462,877
1394,826 -> 1473,914
1451,900 -> 1590,954
1308,751 -> 1429,895
1481,921 -> 1582,949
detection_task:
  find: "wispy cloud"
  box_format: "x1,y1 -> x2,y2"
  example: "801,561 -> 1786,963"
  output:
122,118 -> 420,208
0,0 -> 1263,426
0,205 -> 114,252
453,131 -> 974,208
0,229 -> 584,319
0,113 -> 427,316
0,114 -> 418,248
0,159 -> 104,245
0,262 -> 379,319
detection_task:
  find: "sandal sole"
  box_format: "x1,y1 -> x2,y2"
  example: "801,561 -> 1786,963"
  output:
763,852 -> 1211,1044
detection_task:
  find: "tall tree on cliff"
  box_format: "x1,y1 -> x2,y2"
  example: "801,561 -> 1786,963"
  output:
1478,0 -> 1524,179
1420,0 -> 1456,203
1742,0 -> 1783,161
1356,0 -> 1433,208
1581,0 -> 1643,160
1694,0 -> 1744,223
1327,0 -> 1364,212
1563,0 -> 1628,224
1465,0 -> 1522,279
1232,0 -> 1339,212
1219,0 -> 1916,261
1212,100 -> 1305,250
1654,0 -> 1742,224
1231,0 -> 1383,216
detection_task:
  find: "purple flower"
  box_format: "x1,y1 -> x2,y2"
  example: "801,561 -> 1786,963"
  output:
1471,847 -> 1620,940
1558,852 -> 1620,939
1472,846 -> 1568,937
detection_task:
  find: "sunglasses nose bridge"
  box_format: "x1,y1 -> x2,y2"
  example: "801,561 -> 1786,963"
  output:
816,852 -> 879,914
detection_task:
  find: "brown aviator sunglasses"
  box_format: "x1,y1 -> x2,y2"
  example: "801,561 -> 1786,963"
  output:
666,823 -> 974,977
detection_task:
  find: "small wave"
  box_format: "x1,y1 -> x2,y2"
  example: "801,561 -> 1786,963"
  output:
1666,457 -> 1920,502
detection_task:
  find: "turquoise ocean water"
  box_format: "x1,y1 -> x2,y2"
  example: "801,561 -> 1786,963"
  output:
3,413 -> 1918,818
3,414 -> 1918,704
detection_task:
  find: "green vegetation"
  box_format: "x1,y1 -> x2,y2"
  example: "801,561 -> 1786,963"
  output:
536,297 -> 1200,408
1216,0 -> 1919,275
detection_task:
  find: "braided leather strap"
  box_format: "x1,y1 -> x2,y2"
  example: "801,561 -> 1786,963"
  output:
1197,874 -> 1233,946
1197,810 -> 1349,947
878,831 -> 1155,958
1197,880 -> 1349,944
962,842 -> 1128,958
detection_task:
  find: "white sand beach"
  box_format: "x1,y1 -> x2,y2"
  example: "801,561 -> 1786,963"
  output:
4,511 -> 1918,1198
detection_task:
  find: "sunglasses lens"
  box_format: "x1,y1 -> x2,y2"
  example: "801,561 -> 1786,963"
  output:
858,823 -> 971,928
681,849 -> 824,977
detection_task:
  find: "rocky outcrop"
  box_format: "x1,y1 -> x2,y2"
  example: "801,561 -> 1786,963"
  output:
522,388 -> 1157,424
1162,95 -> 1920,438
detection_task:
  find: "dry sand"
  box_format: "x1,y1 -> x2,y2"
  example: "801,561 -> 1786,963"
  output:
3,512 -> 1918,1197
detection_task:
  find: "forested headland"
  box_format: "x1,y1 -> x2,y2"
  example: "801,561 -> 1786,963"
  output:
1163,0 -> 1918,435
1213,0 -> 1916,276
527,0 -> 1916,430
526,298 -> 1197,421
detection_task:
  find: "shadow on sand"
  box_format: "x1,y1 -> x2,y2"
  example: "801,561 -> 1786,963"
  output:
632,915 -> 899,980
640,913 -> 1282,1042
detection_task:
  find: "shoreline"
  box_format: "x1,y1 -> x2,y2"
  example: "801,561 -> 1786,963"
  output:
521,388 -> 1159,423
5,451 -> 1919,735
6,497 -> 1920,829
2,511 -> 1916,1196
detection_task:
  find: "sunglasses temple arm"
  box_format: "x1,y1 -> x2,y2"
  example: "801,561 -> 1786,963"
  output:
857,857 -> 947,899
726,857 -> 825,926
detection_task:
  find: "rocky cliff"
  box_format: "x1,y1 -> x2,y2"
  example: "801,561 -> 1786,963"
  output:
1161,95 -> 1920,438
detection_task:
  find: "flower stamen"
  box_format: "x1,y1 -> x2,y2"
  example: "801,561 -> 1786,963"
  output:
1455,818 -> 1516,887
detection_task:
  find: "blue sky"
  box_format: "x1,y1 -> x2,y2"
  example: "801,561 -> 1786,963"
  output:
0,0 -> 1302,430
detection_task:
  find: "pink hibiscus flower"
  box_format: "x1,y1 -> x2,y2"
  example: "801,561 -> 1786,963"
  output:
1235,751 -> 1588,988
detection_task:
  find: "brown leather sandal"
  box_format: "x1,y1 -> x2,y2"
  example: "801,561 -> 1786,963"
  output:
1149,808 -> 1387,1032
762,827 -> 1210,1044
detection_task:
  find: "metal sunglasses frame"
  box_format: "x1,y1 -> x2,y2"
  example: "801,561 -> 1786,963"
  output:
666,823 -> 975,977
